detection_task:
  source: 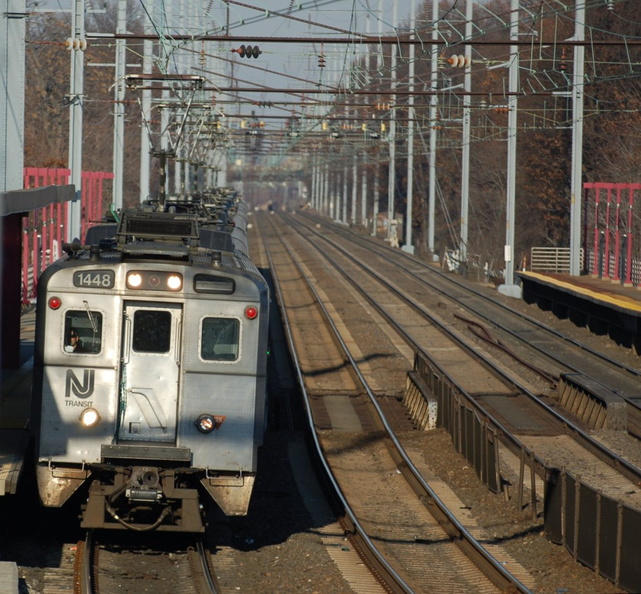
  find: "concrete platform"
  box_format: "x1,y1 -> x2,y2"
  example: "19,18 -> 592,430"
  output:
0,562 -> 18,594
0,309 -> 34,496
517,271 -> 641,352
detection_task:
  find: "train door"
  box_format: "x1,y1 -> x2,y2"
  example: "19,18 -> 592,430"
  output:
118,302 -> 182,443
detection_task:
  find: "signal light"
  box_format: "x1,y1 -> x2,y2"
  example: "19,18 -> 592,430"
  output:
232,44 -> 262,58
244,306 -> 258,320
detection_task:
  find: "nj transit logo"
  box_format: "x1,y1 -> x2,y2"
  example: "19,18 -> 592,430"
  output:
65,369 -> 95,399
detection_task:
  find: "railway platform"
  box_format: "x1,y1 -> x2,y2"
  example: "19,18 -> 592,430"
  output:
0,310 -> 33,593
517,271 -> 641,352
0,308 -> 34,496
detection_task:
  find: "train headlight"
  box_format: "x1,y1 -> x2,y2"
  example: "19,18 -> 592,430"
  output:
244,306 -> 258,320
195,414 -> 215,433
195,414 -> 226,433
126,270 -> 183,291
167,274 -> 182,290
79,407 -> 101,428
127,272 -> 143,288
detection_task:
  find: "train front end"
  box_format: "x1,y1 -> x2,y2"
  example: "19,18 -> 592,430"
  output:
31,210 -> 269,532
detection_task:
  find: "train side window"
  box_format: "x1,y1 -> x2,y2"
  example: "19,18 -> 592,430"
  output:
201,317 -> 240,362
132,310 -> 172,353
64,310 -> 103,354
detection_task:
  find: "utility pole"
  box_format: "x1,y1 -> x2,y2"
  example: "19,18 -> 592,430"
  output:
351,152 -> 358,224
1,0 -> 26,193
402,0 -> 416,254
67,0 -> 85,241
387,0 -> 398,244
428,0 -> 439,260
498,0 -> 522,298
460,0 -> 473,268
140,13 -> 153,203
112,0 -> 126,210
569,0 -> 585,276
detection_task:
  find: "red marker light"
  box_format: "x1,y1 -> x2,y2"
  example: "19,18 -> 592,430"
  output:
48,296 -> 62,310
244,306 -> 258,320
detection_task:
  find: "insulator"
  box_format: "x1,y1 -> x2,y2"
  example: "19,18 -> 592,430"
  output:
245,45 -> 253,58
448,54 -> 471,68
65,37 -> 86,51
252,45 -> 261,58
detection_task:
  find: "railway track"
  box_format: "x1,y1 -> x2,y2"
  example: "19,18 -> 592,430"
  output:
69,531 -> 219,593
260,210 -> 639,592
294,211 -> 641,442
260,214 -> 534,593
284,212 -> 641,475
281,212 -> 641,483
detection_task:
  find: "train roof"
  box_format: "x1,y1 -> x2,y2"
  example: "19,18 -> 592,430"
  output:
76,192 -> 255,273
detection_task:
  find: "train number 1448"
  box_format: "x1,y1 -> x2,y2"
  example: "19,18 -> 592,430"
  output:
73,270 -> 115,289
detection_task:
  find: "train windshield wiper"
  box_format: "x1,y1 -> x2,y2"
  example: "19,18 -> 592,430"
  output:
83,300 -> 98,333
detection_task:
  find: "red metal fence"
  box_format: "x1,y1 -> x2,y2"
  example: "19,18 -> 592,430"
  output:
584,182 -> 641,287
21,167 -> 114,306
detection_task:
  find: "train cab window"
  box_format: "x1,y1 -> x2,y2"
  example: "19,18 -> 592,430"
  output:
201,317 -> 240,362
64,310 -> 103,354
132,310 -> 172,353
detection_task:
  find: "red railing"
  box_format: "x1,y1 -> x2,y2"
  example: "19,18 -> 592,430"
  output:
584,182 -> 641,286
21,167 -> 114,305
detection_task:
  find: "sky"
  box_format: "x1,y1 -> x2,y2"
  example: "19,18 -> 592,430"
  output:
30,0 -> 418,158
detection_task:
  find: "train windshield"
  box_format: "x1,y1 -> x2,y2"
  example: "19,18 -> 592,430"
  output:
132,310 -> 172,353
201,317 -> 240,361
64,310 -> 103,354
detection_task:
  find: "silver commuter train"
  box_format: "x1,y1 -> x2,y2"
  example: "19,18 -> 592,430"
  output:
31,191 -> 269,532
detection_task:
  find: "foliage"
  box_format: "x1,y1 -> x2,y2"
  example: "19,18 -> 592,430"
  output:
24,1 -> 144,207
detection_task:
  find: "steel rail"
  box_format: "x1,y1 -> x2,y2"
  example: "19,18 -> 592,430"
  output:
188,538 -> 218,593
74,531 -> 94,594
284,212 -> 641,486
306,212 -> 641,405
257,220 -> 414,594
263,215 -> 531,593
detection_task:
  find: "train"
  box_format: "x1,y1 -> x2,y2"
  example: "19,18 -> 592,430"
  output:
30,189 -> 270,532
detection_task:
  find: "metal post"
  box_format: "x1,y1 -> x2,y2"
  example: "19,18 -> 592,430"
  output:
569,0 -> 585,276
140,23 -> 153,203
1,0 -> 26,193
428,0 -> 439,260
67,0 -> 85,242
112,0 -> 126,210
351,152 -> 358,224
342,163 -> 348,224
361,153 -> 367,227
387,1 -> 398,242
311,158 -> 318,209
402,0 -> 416,254
322,166 -> 327,216
498,0 -> 522,298
460,0 -> 473,266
